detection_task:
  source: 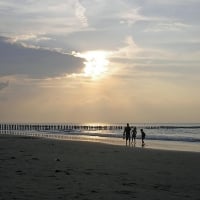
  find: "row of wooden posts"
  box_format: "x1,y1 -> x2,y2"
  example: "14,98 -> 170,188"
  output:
0,124 -> 123,131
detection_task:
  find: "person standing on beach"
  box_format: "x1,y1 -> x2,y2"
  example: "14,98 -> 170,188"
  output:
131,127 -> 137,144
123,123 -> 131,146
141,129 -> 146,146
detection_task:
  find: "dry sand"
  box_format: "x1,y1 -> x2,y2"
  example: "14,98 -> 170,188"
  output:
0,134 -> 199,200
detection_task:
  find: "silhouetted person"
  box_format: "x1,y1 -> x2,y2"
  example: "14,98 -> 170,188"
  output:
124,123 -> 131,146
141,129 -> 146,146
131,127 -> 137,144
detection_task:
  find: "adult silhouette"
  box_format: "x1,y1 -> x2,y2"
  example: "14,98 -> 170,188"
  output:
123,123 -> 131,146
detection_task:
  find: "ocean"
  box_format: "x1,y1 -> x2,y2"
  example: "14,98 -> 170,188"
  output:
1,123 -> 200,143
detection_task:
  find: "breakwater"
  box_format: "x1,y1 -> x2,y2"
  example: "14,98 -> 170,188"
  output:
0,123 -> 123,131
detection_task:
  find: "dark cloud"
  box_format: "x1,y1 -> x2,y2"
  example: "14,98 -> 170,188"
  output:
0,81 -> 9,90
0,37 -> 84,78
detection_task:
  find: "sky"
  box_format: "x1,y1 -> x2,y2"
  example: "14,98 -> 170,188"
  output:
0,0 -> 200,123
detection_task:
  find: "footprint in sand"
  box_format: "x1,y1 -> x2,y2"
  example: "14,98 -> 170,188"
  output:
115,190 -> 136,196
122,182 -> 137,187
32,157 -> 39,160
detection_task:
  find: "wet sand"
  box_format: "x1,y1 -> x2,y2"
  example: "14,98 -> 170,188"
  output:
0,134 -> 199,200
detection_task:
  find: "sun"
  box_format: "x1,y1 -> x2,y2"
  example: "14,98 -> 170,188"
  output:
73,50 -> 110,79
83,51 -> 109,79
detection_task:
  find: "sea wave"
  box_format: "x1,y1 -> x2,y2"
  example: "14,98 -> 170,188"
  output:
47,129 -> 200,143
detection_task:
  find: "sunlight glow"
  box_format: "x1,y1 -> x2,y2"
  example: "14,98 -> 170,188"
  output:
73,51 -> 110,79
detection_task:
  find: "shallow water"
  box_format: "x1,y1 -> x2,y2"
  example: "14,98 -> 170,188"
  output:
1,127 -> 200,152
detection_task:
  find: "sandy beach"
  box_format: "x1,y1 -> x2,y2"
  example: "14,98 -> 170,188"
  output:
0,134 -> 199,200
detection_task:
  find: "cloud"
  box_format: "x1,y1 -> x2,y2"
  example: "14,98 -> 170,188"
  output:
144,22 -> 190,32
74,0 -> 88,27
0,81 -> 9,90
120,7 -> 149,26
112,36 -> 141,58
0,37 -> 84,78
7,33 -> 51,43
0,0 -> 90,37
145,0 -> 199,5
5,34 -> 66,55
